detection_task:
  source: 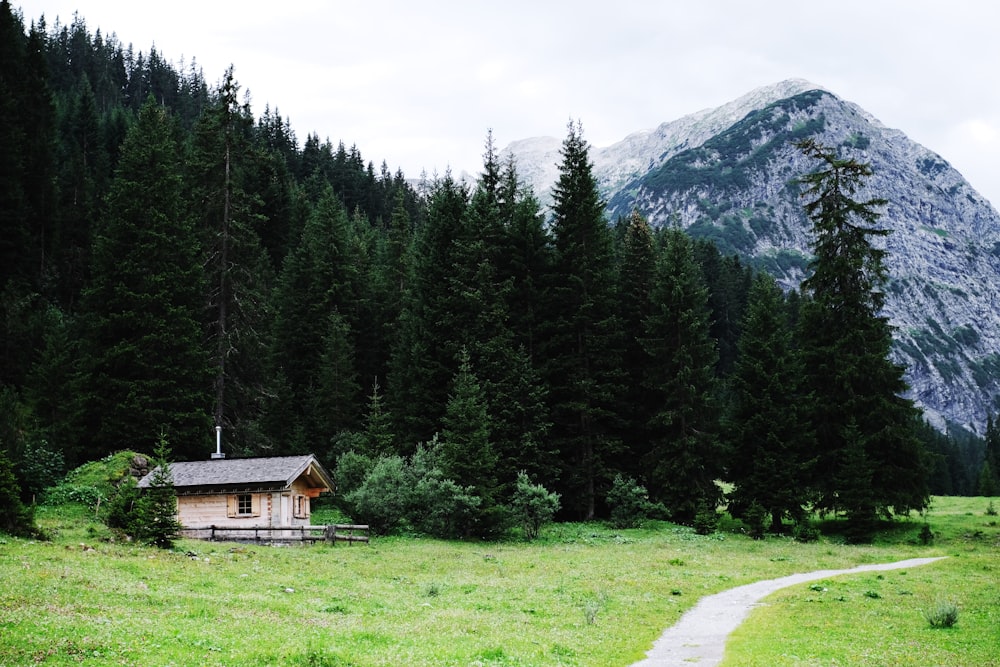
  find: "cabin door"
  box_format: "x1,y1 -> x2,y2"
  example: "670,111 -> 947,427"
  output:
279,493 -> 290,526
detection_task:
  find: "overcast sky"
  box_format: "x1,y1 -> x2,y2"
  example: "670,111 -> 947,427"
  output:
15,1 -> 1000,208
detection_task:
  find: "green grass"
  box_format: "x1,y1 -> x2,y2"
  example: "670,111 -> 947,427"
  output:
722,497 -> 1000,666
1,498 -> 996,666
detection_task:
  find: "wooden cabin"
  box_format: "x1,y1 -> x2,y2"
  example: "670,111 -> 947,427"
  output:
137,454 -> 334,541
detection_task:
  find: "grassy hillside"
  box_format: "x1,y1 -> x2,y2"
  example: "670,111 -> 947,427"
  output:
0,498 -> 996,666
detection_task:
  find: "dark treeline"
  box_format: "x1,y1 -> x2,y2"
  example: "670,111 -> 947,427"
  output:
2,4 -> 993,538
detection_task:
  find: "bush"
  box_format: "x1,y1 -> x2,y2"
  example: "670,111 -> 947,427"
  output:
792,520 -> 820,543
924,600 -> 959,628
102,477 -> 140,534
43,450 -> 147,510
344,455 -> 410,535
606,474 -> 656,529
742,502 -> 769,540
510,472 -> 560,540
333,450 -> 375,515
693,500 -> 719,535
0,448 -> 39,538
43,482 -> 105,508
410,474 -> 481,539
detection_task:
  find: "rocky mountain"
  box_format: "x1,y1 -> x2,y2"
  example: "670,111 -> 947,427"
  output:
502,79 -> 1000,434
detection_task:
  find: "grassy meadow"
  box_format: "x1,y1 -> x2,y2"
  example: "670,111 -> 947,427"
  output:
0,497 -> 996,666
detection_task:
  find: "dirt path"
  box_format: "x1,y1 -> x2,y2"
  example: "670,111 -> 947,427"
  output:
630,556 -> 946,666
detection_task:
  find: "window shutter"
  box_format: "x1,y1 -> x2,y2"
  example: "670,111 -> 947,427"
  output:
251,494 -> 261,517
227,494 -> 236,518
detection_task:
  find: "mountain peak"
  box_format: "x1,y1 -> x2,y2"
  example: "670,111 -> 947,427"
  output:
503,81 -> 1000,433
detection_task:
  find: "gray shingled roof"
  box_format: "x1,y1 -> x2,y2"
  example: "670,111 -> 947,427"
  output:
137,454 -> 333,492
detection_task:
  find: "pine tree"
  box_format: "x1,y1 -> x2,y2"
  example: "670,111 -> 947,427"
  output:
362,378 -> 395,458
135,434 -> 182,548
541,120 -> 624,519
641,227 -> 722,524
388,174 -> 469,449
725,272 -> 813,531
437,348 -> 498,505
310,310 -> 360,455
270,185 -> 360,451
190,67 -> 275,455
617,211 -> 658,478
0,446 -> 37,537
80,97 -> 211,461
795,138 -> 928,535
497,155 -> 552,366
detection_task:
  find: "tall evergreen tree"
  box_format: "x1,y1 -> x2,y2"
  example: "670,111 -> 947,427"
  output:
641,227 -> 722,524
79,97 -> 211,462
541,120 -> 623,519
725,272 -> 813,531
0,5 -> 58,394
617,210 -> 658,479
136,435 -> 182,548
437,348 -> 498,507
388,174 -> 469,450
189,68 -> 275,455
795,138 -> 928,535
269,185 -> 361,451
497,156 -> 552,366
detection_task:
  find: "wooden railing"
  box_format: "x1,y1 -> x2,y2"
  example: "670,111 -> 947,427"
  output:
181,524 -> 369,544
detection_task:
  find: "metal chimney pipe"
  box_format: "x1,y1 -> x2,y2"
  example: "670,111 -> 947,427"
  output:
211,425 -> 225,459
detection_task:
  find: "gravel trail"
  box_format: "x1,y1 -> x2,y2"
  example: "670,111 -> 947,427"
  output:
631,556 -> 946,666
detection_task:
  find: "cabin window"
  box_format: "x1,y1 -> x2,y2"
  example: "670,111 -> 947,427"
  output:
227,493 -> 260,518
294,494 -> 309,519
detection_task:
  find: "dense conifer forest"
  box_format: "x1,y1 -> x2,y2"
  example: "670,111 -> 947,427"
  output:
2,3 -> 995,538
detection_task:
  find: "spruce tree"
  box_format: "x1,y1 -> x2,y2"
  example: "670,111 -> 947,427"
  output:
617,211 -> 658,479
136,435 -> 182,548
0,446 -> 37,537
269,185 -> 361,451
80,97 -> 211,461
541,120 -> 623,519
795,138 -> 928,535
189,67 -> 275,455
388,174 -> 469,450
725,272 -> 812,531
641,227 -> 722,524
497,155 -> 552,366
437,348 -> 498,509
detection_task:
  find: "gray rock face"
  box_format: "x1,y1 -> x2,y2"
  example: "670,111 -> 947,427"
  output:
503,80 -> 1000,433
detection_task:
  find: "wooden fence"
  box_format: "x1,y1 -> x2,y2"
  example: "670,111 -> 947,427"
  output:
181,524 -> 369,545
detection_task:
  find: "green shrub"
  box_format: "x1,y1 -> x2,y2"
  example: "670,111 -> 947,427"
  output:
792,520 -> 819,543
0,448 -> 39,538
102,476 -> 140,534
693,500 -> 719,535
344,455 -> 410,535
510,472 -> 560,540
924,600 -> 959,628
409,473 -> 481,538
333,450 -> 375,515
742,502 -> 769,540
606,474 -> 663,529
43,483 -> 105,508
